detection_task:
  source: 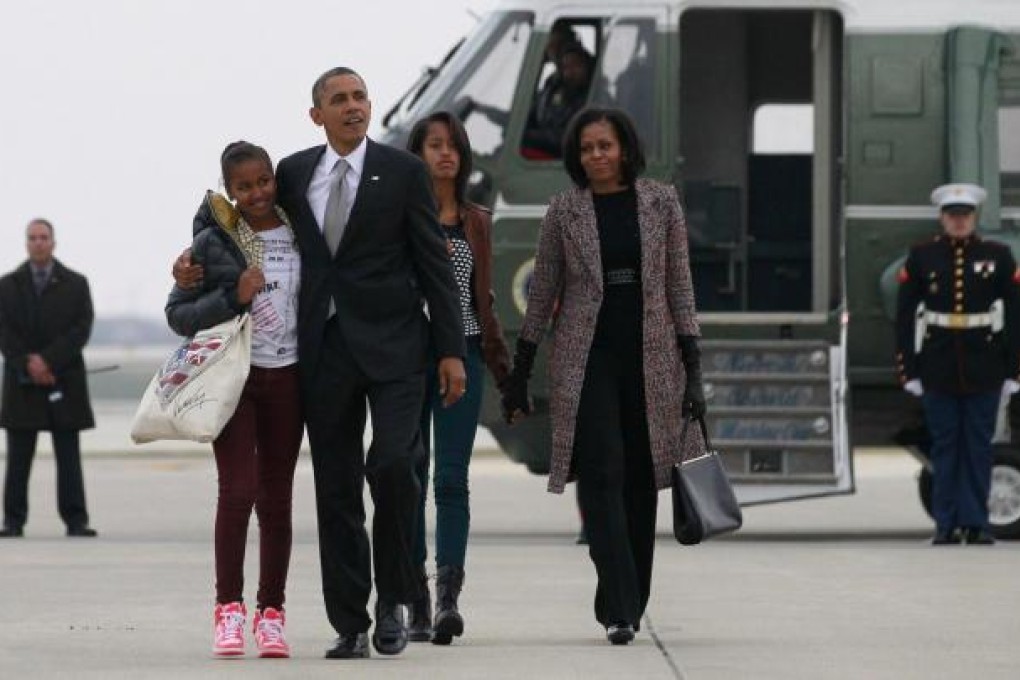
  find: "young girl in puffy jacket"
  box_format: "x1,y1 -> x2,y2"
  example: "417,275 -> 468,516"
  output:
166,141 -> 302,658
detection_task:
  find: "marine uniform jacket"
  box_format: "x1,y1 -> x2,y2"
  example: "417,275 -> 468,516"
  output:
895,233 -> 1020,394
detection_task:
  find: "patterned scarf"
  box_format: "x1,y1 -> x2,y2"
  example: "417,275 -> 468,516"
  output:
205,191 -> 296,268
234,205 -> 295,268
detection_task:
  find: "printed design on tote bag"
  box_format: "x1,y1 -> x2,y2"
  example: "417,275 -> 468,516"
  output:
154,330 -> 231,406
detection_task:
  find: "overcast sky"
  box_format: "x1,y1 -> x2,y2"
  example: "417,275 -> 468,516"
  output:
0,0 -> 496,319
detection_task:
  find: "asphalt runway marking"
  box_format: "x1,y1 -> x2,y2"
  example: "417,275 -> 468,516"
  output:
644,612 -> 686,679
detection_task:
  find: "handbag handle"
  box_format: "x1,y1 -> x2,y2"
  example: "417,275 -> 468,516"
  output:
680,413 -> 713,451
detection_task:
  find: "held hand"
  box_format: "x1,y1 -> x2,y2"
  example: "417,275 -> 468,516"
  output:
236,267 -> 265,306
172,248 -> 204,289
501,338 -> 538,424
498,372 -> 532,424
438,357 -> 467,407
1003,379 -> 1020,397
903,379 -> 923,397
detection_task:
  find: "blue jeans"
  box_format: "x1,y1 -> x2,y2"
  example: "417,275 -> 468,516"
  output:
921,389 -> 1000,532
413,337 -> 484,568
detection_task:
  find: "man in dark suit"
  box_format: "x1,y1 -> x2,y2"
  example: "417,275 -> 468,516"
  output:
275,67 -> 466,659
0,218 -> 97,538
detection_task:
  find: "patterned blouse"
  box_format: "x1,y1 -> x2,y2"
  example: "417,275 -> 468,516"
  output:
444,223 -> 482,337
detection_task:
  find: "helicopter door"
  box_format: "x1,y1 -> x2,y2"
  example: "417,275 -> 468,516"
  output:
677,8 -> 851,505
678,8 -> 842,314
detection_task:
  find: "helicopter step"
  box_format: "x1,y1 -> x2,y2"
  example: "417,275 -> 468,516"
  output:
702,339 -> 850,493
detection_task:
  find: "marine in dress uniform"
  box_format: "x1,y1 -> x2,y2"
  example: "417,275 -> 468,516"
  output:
895,183 -> 1020,545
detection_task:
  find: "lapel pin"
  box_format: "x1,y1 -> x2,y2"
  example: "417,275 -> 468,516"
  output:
370,175 -> 380,181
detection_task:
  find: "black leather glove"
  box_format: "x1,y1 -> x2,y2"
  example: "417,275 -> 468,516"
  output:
499,338 -> 537,423
678,335 -> 707,419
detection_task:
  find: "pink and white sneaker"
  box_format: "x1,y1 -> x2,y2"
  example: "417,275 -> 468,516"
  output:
213,602 -> 246,657
253,607 -> 290,658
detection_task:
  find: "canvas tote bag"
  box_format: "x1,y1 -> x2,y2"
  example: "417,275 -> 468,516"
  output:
130,312 -> 251,443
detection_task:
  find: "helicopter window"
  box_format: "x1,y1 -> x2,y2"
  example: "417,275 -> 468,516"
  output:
753,104 -> 814,154
519,19 -> 600,160
590,18 -> 659,153
445,12 -> 535,157
1000,107 -> 1020,208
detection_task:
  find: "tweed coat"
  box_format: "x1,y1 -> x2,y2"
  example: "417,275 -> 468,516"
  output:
519,178 -> 701,493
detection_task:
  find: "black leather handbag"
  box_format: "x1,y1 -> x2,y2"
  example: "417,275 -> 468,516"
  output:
672,415 -> 743,545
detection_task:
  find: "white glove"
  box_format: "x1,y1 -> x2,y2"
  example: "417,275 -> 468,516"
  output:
903,379 -> 923,397
1003,380 -> 1020,396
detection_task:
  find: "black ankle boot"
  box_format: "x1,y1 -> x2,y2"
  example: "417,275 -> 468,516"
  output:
432,565 -> 464,645
408,566 -> 432,642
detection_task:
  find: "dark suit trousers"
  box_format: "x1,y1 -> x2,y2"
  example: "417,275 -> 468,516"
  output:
305,318 -> 426,634
573,346 -> 658,629
3,429 -> 89,530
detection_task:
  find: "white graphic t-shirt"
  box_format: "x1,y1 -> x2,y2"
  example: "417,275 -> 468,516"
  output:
250,225 -> 300,368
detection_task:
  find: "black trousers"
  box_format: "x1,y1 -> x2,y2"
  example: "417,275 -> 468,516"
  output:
573,346 -> 657,628
305,319 -> 425,634
3,428 -> 89,530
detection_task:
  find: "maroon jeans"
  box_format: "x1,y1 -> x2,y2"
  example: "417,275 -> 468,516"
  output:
212,364 -> 303,610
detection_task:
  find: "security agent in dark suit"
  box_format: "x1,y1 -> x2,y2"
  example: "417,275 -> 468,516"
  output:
275,67 -> 466,659
0,219 -> 97,538
895,183 -> 1020,546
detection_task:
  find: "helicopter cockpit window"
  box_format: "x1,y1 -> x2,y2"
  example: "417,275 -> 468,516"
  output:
445,12 -> 534,157
590,18 -> 659,153
519,19 -> 599,160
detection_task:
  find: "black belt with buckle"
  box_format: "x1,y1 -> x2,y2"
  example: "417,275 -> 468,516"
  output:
605,267 -> 640,286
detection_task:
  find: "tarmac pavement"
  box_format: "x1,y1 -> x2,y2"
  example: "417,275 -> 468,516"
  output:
0,449 -> 1016,679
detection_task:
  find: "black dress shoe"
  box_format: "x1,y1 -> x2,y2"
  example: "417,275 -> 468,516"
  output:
606,623 -> 635,645
0,526 -> 23,538
931,528 -> 962,545
372,601 -> 408,656
67,525 -> 98,537
325,632 -> 370,659
964,528 -> 996,545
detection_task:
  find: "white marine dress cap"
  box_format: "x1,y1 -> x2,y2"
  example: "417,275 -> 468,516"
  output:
930,183 -> 987,209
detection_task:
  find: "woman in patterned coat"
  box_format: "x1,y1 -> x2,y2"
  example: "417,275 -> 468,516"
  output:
500,107 -> 705,645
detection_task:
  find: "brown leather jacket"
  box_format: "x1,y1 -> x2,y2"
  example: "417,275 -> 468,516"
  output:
460,202 -> 511,383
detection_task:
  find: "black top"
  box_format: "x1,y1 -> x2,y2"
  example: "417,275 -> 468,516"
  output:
591,187 -> 643,350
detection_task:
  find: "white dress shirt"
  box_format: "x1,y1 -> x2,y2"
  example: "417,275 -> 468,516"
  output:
306,137 -> 367,231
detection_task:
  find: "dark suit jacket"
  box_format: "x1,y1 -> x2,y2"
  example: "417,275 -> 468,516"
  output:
0,259 -> 95,431
276,138 -> 465,384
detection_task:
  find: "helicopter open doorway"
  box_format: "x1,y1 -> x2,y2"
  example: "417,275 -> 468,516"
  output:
679,8 -> 842,316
